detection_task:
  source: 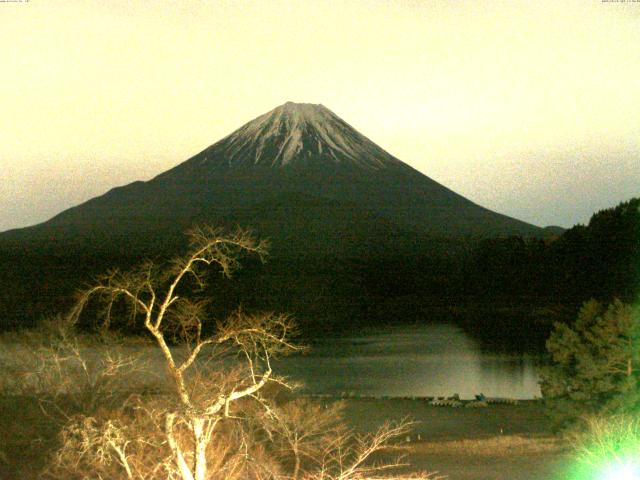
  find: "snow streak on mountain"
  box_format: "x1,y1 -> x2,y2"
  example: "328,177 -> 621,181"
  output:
182,102 -> 403,170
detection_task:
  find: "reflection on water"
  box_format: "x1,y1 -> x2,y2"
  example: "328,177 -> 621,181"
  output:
275,323 -> 542,399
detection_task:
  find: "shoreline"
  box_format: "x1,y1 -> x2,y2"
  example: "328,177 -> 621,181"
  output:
323,397 -> 553,440
1,394 -> 569,479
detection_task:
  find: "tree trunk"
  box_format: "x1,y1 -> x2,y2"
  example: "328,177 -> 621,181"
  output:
166,413 -> 196,480
193,417 -> 208,480
293,444 -> 301,480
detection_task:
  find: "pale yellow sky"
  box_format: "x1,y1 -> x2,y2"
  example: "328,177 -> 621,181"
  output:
1,0 -> 639,231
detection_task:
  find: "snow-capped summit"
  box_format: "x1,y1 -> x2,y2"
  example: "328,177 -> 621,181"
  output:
183,102 -> 402,170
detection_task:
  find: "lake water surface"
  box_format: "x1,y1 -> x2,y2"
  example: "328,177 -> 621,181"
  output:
275,323 -> 543,400
1,322 -> 542,400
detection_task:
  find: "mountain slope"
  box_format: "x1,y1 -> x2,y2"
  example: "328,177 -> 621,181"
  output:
153,102 -> 542,238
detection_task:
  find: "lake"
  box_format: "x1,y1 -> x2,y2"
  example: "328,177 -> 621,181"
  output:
275,323 -> 543,400
1,322 -> 542,400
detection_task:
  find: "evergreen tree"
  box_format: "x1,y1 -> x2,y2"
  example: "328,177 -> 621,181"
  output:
540,299 -> 640,430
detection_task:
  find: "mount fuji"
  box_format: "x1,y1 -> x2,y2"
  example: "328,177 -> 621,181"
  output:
1,102 -> 543,257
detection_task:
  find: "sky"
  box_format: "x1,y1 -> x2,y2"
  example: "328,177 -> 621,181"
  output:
1,0 -> 639,232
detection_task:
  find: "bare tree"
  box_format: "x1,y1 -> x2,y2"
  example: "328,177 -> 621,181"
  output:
63,226 -> 302,480
262,399 -> 440,480
260,399 -> 347,479
37,226 -> 438,480
309,418 -> 419,480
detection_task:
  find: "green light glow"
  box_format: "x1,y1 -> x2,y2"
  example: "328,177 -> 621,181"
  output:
600,460 -> 639,480
562,415 -> 640,480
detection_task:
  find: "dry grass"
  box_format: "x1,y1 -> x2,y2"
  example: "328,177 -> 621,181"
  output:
406,434 -> 566,456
